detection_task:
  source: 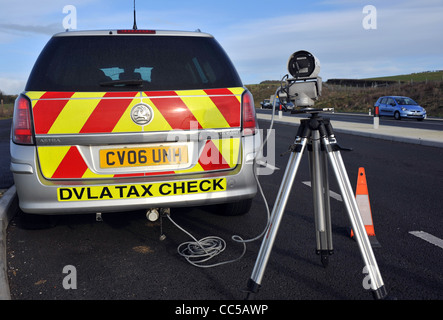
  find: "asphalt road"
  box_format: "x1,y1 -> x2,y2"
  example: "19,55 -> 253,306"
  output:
3,118 -> 443,301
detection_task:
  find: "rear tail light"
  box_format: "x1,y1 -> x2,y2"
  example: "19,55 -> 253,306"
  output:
12,95 -> 34,145
242,90 -> 257,136
117,29 -> 156,34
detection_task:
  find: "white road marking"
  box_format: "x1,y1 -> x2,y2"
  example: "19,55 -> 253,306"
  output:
409,231 -> 443,250
302,181 -> 343,202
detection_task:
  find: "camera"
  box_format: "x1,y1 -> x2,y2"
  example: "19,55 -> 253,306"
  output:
279,50 -> 322,108
287,50 -> 320,79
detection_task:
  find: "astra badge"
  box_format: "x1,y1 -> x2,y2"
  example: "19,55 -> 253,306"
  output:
131,104 -> 153,126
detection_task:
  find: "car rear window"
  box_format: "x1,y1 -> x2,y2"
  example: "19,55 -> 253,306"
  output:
26,35 -> 243,92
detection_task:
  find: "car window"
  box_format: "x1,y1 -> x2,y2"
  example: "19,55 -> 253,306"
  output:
380,97 -> 387,104
396,97 -> 417,105
386,98 -> 395,105
26,35 -> 243,92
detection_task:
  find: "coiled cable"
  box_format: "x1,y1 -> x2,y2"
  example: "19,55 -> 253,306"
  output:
166,83 -> 284,268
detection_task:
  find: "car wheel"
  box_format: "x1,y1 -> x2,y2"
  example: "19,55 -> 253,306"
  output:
394,111 -> 401,120
215,199 -> 252,216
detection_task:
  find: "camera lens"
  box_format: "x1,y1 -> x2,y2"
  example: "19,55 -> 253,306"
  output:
288,51 -> 317,78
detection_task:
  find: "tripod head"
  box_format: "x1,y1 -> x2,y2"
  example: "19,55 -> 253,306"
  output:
275,50 -> 323,112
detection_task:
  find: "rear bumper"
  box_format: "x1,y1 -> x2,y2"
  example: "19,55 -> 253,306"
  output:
11,137 -> 260,215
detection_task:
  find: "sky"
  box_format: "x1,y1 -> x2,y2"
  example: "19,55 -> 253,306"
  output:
0,0 -> 443,95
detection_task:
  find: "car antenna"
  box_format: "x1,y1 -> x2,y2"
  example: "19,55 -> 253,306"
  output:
132,0 -> 138,30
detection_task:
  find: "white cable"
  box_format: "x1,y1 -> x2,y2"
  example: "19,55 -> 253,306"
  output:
166,84 -> 284,268
166,214 -> 246,268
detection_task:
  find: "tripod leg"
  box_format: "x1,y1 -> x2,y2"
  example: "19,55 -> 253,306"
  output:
245,137 -> 308,299
309,131 -> 333,267
321,148 -> 334,256
323,136 -> 388,299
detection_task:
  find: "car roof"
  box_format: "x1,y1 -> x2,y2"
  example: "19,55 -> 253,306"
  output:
53,29 -> 213,38
381,96 -> 409,99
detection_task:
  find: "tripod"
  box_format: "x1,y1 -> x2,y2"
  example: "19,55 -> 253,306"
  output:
245,109 -> 388,300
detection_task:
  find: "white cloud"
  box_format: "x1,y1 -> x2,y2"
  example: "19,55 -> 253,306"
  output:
0,77 -> 26,95
0,23 -> 60,36
0,0 -> 97,21
0,0 -> 101,36
0,0 -> 442,91
219,2 -> 443,83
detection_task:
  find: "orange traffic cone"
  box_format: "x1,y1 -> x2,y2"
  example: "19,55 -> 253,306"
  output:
349,167 -> 381,248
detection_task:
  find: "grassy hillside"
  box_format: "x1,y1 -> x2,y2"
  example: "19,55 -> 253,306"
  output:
246,73 -> 443,117
0,92 -> 17,119
0,103 -> 13,119
316,81 -> 443,117
363,71 -> 443,83
245,81 -> 282,108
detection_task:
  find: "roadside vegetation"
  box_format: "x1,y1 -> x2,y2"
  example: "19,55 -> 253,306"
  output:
246,71 -> 443,117
0,90 -> 16,119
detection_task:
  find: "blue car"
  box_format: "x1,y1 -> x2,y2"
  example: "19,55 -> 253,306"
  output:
374,96 -> 427,121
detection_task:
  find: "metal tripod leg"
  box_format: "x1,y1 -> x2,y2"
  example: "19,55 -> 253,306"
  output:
245,114 -> 388,300
245,135 -> 309,299
308,130 -> 333,267
322,134 -> 388,299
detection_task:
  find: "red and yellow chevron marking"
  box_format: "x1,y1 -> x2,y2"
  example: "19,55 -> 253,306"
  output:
27,88 -> 243,134
36,138 -> 240,180
28,88 -> 244,180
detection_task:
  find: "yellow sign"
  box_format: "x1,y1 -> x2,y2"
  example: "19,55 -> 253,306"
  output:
58,178 -> 226,201
99,145 -> 188,168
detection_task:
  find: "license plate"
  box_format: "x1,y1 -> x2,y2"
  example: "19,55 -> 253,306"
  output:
99,145 -> 188,168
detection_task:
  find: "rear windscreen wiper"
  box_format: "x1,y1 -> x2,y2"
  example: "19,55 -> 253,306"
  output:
99,79 -> 144,87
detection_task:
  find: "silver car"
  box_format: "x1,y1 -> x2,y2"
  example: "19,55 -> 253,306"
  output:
10,29 -> 260,216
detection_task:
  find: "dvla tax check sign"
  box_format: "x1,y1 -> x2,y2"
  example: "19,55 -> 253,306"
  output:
58,178 -> 226,201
